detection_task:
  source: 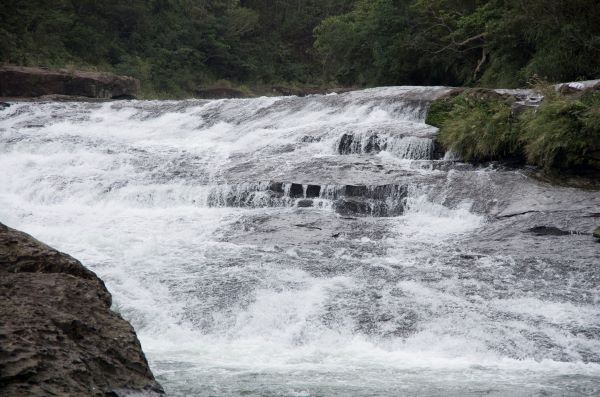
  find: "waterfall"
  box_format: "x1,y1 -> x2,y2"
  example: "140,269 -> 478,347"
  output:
1,87 -> 599,396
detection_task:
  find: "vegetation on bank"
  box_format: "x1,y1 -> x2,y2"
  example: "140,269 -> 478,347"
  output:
427,87 -> 600,172
1,1 -> 600,97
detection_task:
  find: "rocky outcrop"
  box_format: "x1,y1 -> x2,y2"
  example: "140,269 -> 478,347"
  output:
556,79 -> 600,96
0,222 -> 163,396
0,66 -> 140,99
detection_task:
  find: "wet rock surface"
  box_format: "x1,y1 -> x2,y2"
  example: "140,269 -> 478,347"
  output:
0,222 -> 163,397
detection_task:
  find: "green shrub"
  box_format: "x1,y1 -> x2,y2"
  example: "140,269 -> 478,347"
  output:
428,88 -> 600,172
520,92 -> 600,170
425,97 -> 456,128
432,90 -> 522,162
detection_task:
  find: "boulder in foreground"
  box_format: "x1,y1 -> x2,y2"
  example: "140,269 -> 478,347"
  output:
0,66 -> 140,99
0,222 -> 163,396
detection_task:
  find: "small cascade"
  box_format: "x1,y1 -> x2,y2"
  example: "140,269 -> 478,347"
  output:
386,136 -> 434,159
336,132 -> 436,160
201,182 -> 408,216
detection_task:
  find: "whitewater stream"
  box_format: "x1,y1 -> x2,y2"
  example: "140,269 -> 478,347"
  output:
1,87 -> 599,396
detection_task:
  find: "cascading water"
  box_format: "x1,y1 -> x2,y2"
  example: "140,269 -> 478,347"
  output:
1,87 -> 599,396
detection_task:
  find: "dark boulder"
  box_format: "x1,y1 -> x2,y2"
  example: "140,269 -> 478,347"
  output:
305,185 -> 321,198
269,182 -> 285,194
297,199 -> 314,208
594,226 -> 600,240
0,102 -> 10,109
344,185 -> 369,198
0,222 -> 163,396
289,183 -> 305,198
334,198 -> 372,216
0,66 -> 140,99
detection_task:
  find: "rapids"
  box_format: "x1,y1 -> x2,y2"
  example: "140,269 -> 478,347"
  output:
1,87 -> 599,396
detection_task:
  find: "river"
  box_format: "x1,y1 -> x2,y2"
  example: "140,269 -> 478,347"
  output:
1,87 -> 599,396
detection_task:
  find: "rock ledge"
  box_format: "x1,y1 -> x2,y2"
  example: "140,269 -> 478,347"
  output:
0,66 -> 140,99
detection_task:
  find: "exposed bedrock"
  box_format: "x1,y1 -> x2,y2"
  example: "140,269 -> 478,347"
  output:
0,222 -> 163,397
0,66 -> 140,99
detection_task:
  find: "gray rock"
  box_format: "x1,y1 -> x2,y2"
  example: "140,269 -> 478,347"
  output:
296,199 -> 314,208
0,222 -> 163,396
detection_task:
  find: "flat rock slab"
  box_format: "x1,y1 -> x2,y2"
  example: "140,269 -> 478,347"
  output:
0,222 -> 163,396
0,66 -> 140,99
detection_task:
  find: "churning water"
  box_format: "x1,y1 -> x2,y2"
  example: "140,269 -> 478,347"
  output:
1,87 -> 599,396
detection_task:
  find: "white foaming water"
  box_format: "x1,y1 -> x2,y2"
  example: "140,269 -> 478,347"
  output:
1,87 -> 599,396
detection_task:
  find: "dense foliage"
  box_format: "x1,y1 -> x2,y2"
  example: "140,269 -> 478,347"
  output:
428,89 -> 600,171
0,0 -> 351,96
1,0 -> 600,96
315,0 -> 600,88
521,90 -> 600,170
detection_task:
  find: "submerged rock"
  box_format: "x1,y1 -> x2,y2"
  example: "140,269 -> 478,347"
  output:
0,66 -> 140,99
594,226 -> 600,240
297,199 -> 314,208
0,222 -> 163,396
338,133 -> 383,155
526,226 -> 573,236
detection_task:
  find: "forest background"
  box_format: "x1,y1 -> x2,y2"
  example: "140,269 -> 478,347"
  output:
2,0 -> 599,97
